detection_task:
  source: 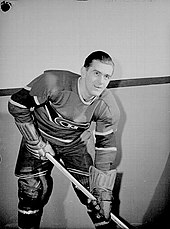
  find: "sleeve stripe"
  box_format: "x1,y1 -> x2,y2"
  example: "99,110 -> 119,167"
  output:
95,147 -> 117,151
8,98 -> 27,108
95,129 -> 113,136
33,96 -> 40,105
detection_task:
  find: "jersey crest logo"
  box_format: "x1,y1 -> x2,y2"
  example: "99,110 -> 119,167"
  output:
45,102 -> 90,130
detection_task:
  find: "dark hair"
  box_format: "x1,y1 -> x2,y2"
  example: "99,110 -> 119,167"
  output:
84,50 -> 114,68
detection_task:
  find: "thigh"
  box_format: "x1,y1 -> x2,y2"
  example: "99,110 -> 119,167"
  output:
61,145 -> 93,173
60,145 -> 93,196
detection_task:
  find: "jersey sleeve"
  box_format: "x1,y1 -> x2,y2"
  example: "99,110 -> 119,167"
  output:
93,90 -> 120,171
8,87 -> 38,124
8,72 -> 59,123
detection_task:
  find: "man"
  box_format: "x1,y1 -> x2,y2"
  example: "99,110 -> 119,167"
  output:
8,50 -> 120,229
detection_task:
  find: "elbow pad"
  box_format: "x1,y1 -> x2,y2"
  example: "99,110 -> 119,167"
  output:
15,121 -> 40,144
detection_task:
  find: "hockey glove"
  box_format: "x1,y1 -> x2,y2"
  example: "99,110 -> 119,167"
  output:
26,138 -> 55,160
80,129 -> 92,145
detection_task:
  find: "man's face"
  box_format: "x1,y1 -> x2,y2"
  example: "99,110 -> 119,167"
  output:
82,60 -> 114,99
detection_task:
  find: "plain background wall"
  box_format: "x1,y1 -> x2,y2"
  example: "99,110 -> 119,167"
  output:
0,0 -> 170,228
1,0 -> 170,88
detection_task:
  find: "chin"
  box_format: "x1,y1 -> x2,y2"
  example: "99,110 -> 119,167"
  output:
92,90 -> 103,97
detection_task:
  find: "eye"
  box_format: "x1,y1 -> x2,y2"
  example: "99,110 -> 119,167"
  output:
94,71 -> 100,76
104,74 -> 111,80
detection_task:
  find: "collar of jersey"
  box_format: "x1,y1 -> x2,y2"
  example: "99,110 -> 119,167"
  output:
78,77 -> 97,105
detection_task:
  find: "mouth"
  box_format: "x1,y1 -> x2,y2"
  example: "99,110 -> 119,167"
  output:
94,85 -> 103,90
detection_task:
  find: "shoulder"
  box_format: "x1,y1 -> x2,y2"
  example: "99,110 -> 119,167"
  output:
43,70 -> 80,90
44,70 -> 80,80
100,89 -> 119,111
97,89 -> 120,121
28,70 -> 80,97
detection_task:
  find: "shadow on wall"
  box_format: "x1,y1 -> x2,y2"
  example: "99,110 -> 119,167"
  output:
113,90 -> 127,168
140,152 -> 170,229
110,90 -> 130,227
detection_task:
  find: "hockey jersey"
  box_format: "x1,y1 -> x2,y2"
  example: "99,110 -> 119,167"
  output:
8,70 -> 120,171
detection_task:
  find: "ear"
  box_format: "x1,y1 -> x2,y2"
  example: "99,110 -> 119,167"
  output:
81,66 -> 86,78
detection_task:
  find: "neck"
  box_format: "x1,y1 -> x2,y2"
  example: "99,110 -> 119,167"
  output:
78,77 -> 95,103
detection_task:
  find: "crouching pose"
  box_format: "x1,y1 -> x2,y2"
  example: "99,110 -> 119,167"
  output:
8,50 -> 120,229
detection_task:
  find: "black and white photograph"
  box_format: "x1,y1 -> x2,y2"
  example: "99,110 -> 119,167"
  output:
0,0 -> 169,228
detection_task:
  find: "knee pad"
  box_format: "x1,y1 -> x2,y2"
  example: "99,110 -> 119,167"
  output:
18,175 -> 53,211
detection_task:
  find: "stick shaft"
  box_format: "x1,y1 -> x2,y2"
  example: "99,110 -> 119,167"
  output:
46,153 -> 129,229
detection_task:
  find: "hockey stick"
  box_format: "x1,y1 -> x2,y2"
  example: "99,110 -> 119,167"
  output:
46,153 -> 129,229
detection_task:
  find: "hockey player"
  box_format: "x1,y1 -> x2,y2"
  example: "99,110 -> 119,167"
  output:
8,50 -> 120,229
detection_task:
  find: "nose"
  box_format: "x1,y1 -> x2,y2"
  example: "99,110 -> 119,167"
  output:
97,75 -> 105,85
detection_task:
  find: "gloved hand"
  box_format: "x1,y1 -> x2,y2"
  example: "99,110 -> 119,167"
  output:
80,129 -> 92,145
89,166 -> 116,222
26,138 -> 55,160
15,121 -> 55,160
90,188 -> 113,221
